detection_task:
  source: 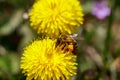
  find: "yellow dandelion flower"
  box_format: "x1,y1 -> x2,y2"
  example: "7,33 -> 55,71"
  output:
20,38 -> 77,80
29,0 -> 84,38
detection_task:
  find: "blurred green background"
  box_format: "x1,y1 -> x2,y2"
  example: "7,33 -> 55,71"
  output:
0,0 -> 120,80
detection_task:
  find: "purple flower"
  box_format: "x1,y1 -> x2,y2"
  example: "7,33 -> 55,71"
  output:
92,1 -> 111,20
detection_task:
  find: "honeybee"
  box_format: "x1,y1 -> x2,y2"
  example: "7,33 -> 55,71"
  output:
56,34 -> 84,54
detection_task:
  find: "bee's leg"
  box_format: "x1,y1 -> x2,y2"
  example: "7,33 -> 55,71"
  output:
63,43 -> 68,51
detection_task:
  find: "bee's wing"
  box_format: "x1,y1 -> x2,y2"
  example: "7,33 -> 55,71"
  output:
70,34 -> 84,41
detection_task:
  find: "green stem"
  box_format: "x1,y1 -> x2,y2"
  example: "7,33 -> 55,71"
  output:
103,0 -> 116,63
101,0 -> 117,79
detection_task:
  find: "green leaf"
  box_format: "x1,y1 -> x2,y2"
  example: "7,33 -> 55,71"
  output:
0,55 -> 11,74
8,53 -> 20,74
0,9 -> 24,36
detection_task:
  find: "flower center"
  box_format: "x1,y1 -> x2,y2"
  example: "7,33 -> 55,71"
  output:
46,53 -> 53,60
50,3 -> 56,9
